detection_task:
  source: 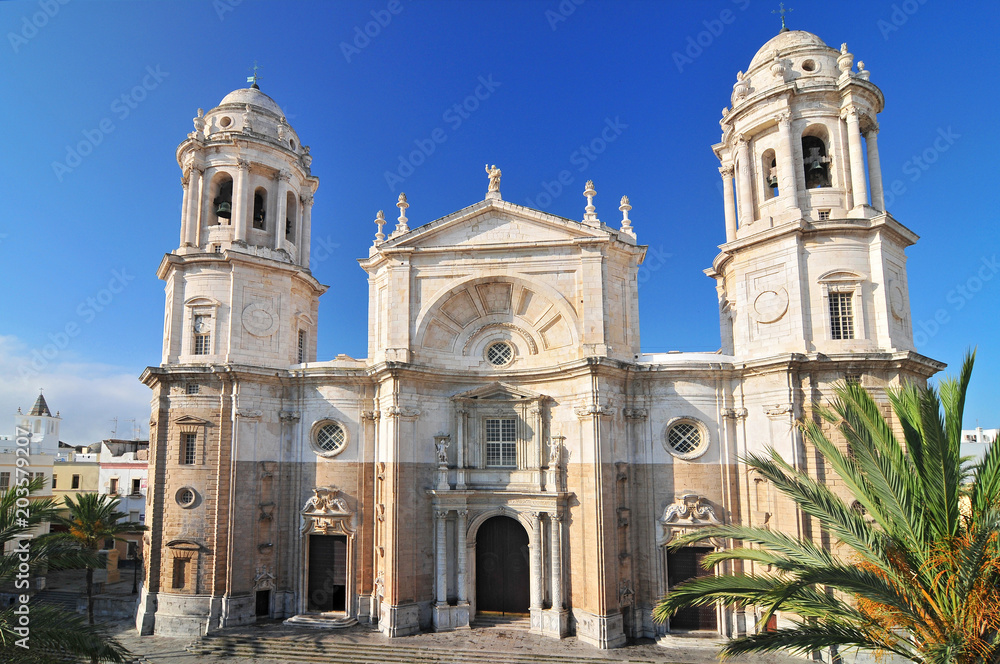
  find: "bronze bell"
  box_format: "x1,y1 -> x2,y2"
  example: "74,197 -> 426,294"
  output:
767,174 -> 779,188
215,201 -> 232,218
808,160 -> 824,173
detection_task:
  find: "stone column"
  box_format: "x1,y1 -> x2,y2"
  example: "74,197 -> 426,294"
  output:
529,512 -> 542,609
300,192 -> 313,268
179,174 -> 191,248
435,509 -> 448,604
455,408 -> 467,490
233,159 -> 250,242
844,107 -> 869,208
188,166 -> 203,248
735,137 -> 753,227
720,165 -> 736,242
550,513 -> 563,610
777,113 -> 799,210
456,510 -> 468,603
865,124 -> 885,210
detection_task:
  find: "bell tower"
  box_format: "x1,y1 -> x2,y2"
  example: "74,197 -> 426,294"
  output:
160,83 -> 327,368
707,30 -> 915,360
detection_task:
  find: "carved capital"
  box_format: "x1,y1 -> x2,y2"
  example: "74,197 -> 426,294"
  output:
278,410 -> 300,422
456,509 -> 469,518
236,158 -> 251,172
764,404 -> 794,418
434,509 -> 449,520
575,404 -> 614,419
623,407 -> 648,420
841,105 -> 859,121
237,408 -> 263,419
278,170 -> 292,182
300,192 -> 314,206
362,410 -> 381,421
864,122 -> 880,138
722,407 -> 748,420
718,165 -> 734,179
777,112 -> 792,128
384,405 -> 421,419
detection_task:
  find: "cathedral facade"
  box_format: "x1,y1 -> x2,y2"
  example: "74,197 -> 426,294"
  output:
137,29 -> 943,647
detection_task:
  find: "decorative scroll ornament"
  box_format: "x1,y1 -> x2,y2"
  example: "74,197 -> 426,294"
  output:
658,493 -> 722,546
300,486 -> 354,535
253,565 -> 275,590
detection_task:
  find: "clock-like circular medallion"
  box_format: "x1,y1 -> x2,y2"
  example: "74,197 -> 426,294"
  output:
242,302 -> 278,337
752,288 -> 789,324
889,283 -> 906,319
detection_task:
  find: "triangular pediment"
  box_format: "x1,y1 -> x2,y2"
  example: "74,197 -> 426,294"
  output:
174,415 -> 212,426
451,381 -> 548,402
380,199 -> 612,251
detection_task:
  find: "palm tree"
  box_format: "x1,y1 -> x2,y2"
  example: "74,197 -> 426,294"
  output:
0,476 -> 132,663
654,351 -> 1000,663
53,492 -> 147,626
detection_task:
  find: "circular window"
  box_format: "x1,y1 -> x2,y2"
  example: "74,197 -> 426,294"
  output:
486,341 -> 514,367
313,421 -> 348,456
220,116 -> 232,128
664,419 -> 708,459
176,487 -> 197,508
801,59 -> 817,72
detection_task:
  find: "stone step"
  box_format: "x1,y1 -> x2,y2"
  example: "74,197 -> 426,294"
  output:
188,634 -> 662,664
471,613 -> 532,630
284,613 -> 359,629
30,590 -> 81,612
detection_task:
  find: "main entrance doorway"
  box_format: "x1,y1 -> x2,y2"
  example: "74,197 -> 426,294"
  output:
666,547 -> 717,631
307,534 -> 347,612
475,516 -> 529,615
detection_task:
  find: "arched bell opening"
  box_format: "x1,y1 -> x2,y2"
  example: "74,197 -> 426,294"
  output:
285,191 -> 297,242
253,187 -> 268,230
211,173 -> 233,225
761,149 -> 778,200
801,126 -> 831,189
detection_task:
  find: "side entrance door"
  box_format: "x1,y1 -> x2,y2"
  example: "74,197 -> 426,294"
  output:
475,516 -> 530,615
666,547 -> 717,631
307,534 -> 347,612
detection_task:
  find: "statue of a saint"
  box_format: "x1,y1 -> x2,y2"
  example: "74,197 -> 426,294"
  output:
485,164 -> 501,193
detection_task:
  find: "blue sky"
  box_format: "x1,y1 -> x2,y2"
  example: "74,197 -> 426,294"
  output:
1,0 -> 997,442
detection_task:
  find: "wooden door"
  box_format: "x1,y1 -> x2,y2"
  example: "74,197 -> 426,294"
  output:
666,547 -> 717,630
476,516 -> 530,615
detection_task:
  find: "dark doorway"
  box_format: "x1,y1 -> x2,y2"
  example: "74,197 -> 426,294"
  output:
255,589 -> 271,617
307,534 -> 347,612
476,516 -> 530,615
666,547 -> 717,631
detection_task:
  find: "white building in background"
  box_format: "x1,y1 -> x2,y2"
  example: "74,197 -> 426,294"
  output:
98,439 -> 149,562
961,428 -> 996,464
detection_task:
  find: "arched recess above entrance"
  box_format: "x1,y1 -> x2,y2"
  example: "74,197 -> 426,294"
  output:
466,507 -> 532,542
413,275 -> 581,360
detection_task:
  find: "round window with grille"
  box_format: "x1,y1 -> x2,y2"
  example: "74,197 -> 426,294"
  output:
312,421 -> 348,457
176,487 -> 197,508
664,419 -> 708,459
485,341 -> 514,367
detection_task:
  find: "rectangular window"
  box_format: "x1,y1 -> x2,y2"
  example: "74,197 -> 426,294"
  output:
71,474 -> 81,489
109,477 -> 118,495
829,291 -> 855,340
186,383 -> 200,395
193,332 -> 210,355
172,558 -> 188,589
132,478 -> 141,495
297,330 -> 307,363
130,511 -> 140,522
485,418 -> 517,468
818,209 -> 831,220
0,472 -> 9,491
182,433 -> 197,465
845,373 -> 862,385
52,475 -> 58,489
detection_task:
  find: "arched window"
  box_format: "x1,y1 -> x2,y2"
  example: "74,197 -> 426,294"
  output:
253,187 -> 267,230
285,191 -> 296,241
211,174 -> 233,225
801,127 -> 831,189
761,149 -> 778,200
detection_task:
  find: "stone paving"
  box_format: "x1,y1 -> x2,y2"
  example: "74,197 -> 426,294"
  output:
108,618 -> 806,664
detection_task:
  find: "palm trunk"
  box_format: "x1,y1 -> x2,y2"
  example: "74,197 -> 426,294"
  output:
86,565 -> 94,625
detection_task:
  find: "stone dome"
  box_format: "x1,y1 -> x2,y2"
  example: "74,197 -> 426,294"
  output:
748,30 -> 830,70
217,87 -> 285,117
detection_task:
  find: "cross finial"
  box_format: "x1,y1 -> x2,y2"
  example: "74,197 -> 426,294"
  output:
772,3 -> 793,32
246,61 -> 262,89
